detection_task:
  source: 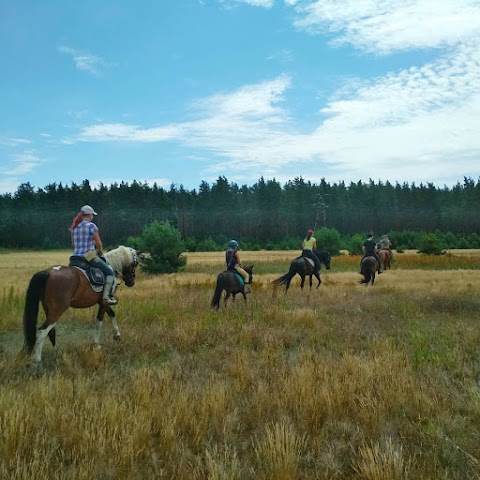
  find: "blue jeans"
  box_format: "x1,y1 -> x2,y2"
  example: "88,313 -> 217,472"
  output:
90,256 -> 115,276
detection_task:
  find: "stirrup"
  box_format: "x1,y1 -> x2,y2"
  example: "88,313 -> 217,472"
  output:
243,284 -> 251,294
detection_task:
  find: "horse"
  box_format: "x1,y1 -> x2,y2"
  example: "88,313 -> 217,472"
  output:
359,255 -> 379,286
271,251 -> 331,293
377,249 -> 391,270
23,245 -> 139,365
211,265 -> 254,310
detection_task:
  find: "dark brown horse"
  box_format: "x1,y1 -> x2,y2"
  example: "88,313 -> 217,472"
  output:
271,251 -> 331,293
211,265 -> 253,310
359,255 -> 379,286
23,246 -> 139,365
377,249 -> 391,270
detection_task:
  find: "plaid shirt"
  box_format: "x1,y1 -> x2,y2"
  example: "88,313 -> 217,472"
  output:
72,220 -> 98,256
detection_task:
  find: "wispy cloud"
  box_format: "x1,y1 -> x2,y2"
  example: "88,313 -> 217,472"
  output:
68,33 -> 480,186
290,0 -> 480,54
71,123 -> 183,143
58,45 -> 111,75
0,152 -> 42,175
219,0 -> 274,7
266,48 -> 294,63
0,137 -> 31,147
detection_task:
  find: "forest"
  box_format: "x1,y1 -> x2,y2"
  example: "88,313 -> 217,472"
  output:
1,176 -> 479,250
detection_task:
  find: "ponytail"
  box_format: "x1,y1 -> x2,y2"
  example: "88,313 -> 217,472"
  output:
69,212 -> 84,231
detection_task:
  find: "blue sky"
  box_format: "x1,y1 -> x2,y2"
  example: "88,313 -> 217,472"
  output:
1,0 -> 479,194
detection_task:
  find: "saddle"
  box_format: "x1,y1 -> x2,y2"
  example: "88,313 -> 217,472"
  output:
69,255 -> 105,287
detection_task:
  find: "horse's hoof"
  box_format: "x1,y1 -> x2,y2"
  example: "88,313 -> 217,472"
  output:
24,361 -> 40,376
113,334 -> 121,341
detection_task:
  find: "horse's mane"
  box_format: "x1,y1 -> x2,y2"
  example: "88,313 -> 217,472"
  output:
105,245 -> 135,274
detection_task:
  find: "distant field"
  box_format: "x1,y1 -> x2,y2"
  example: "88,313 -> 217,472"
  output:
1,250 -> 480,479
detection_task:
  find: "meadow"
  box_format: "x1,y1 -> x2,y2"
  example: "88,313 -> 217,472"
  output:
1,249 -> 480,479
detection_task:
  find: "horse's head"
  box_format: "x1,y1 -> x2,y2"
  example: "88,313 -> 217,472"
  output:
105,246 -> 139,287
317,251 -> 331,270
122,248 -> 139,287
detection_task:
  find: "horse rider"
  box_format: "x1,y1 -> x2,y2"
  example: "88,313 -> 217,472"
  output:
302,229 -> 320,273
360,232 -> 383,274
225,240 -> 251,293
377,234 -> 394,262
69,204 -> 118,305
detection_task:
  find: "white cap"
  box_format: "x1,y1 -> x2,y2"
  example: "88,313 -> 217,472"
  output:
80,205 -> 97,215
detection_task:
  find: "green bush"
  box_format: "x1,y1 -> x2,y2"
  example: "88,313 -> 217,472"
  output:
417,233 -> 444,255
196,237 -> 220,252
315,227 -> 342,256
346,233 -> 364,255
136,221 -> 187,274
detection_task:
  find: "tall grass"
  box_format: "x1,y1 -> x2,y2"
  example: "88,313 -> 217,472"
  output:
0,250 -> 479,478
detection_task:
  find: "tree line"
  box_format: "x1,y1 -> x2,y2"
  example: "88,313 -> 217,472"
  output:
1,176 -> 479,251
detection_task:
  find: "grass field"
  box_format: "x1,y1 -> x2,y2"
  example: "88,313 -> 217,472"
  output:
1,250 -> 480,479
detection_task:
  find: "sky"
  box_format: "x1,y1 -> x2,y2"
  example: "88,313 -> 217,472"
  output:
1,0 -> 480,195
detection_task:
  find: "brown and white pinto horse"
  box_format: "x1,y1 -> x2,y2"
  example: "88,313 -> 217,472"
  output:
23,246 -> 138,365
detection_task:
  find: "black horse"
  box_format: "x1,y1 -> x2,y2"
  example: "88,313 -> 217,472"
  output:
359,255 -> 378,286
271,251 -> 331,293
211,265 -> 254,310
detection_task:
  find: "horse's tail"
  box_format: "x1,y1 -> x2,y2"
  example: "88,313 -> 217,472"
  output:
23,270 -> 49,353
211,274 -> 224,309
271,268 -> 296,287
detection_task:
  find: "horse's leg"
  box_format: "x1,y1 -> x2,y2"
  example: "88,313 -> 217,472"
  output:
108,307 -> 121,341
300,274 -> 306,289
31,323 -> 56,364
31,294 -> 70,364
309,275 -> 313,289
224,292 -> 231,307
314,272 -> 321,288
93,304 -> 108,346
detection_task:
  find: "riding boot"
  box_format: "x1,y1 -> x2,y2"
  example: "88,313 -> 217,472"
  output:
103,275 -> 118,305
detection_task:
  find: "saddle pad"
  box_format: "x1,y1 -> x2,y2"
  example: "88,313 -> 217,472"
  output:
227,269 -> 245,285
73,267 -> 103,293
303,257 -> 315,268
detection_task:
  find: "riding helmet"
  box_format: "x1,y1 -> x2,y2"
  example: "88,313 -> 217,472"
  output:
228,239 -> 239,249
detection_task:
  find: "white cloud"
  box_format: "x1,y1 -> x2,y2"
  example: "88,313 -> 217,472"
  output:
221,0 -> 274,7
0,152 -> 42,175
72,123 -> 183,143
69,38 -> 480,186
0,137 -> 31,147
291,0 -> 480,54
58,45 -> 110,75
266,48 -> 294,62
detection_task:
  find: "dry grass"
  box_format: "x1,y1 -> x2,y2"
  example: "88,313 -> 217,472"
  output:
1,250 -> 480,479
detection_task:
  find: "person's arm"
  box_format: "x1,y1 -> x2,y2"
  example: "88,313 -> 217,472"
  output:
93,231 -> 104,255
301,239 -> 306,249
235,251 -> 242,267
312,239 -> 317,251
